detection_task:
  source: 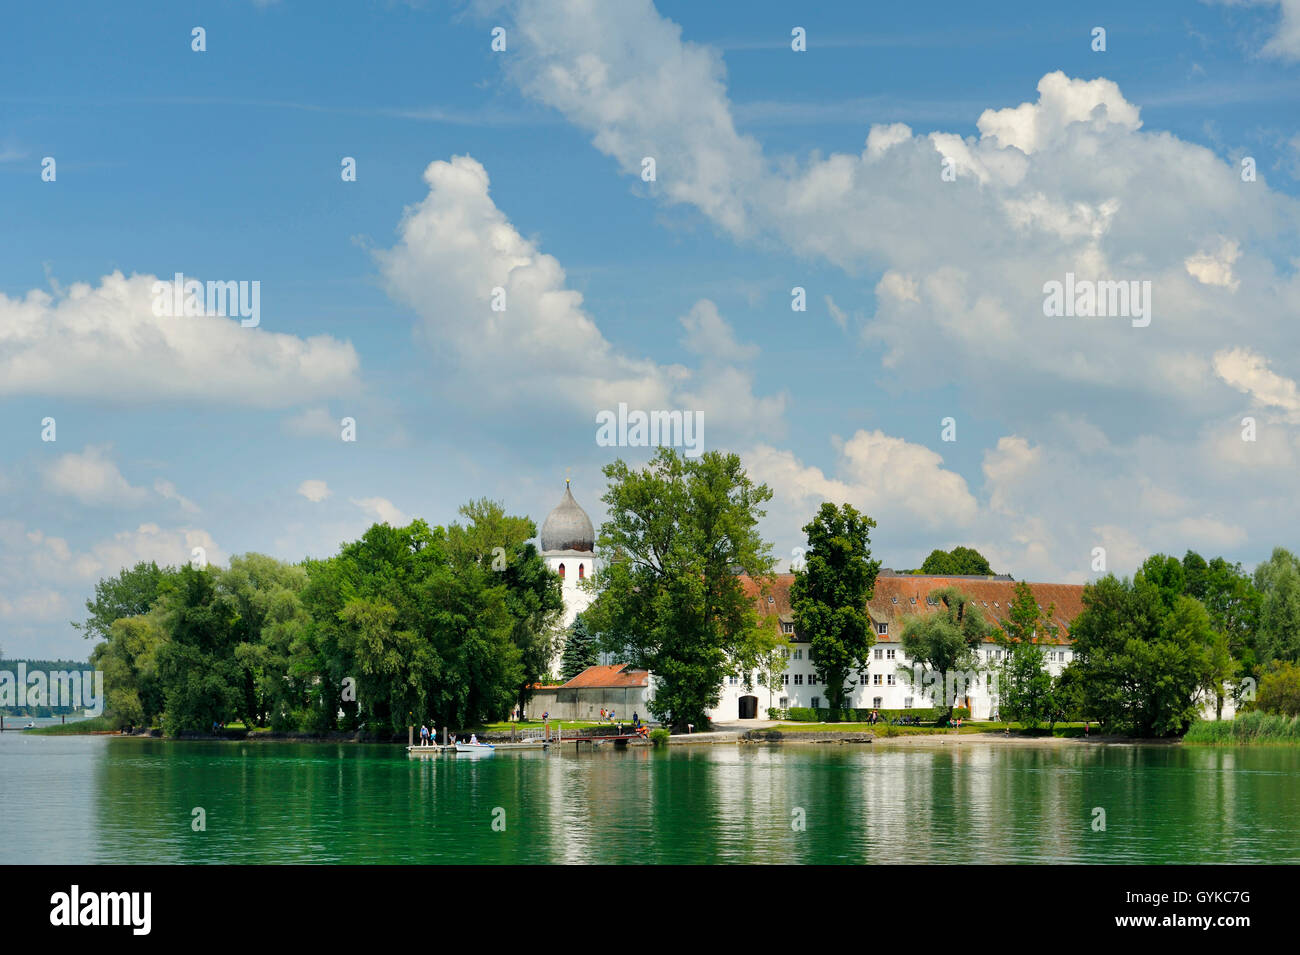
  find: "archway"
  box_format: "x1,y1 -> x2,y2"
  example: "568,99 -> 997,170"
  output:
738,695 -> 758,719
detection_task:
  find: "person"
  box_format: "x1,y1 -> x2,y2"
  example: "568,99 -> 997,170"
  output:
469,733 -> 478,745
600,708 -> 606,721
1084,720 -> 1090,736
633,711 -> 640,729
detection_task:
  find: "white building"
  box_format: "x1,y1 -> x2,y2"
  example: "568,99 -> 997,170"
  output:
539,480 -> 597,675
708,573 -> 1088,722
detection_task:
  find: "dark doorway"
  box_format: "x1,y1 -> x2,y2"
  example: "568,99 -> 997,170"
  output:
738,695 -> 758,719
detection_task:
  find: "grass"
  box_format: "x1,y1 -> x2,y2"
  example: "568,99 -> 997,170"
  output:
766,720 -> 1091,738
1184,711 -> 1300,744
26,716 -> 118,735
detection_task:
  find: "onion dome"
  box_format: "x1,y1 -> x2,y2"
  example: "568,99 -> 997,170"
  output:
540,480 -> 595,553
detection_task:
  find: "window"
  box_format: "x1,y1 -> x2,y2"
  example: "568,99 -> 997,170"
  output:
887,674 -> 896,686
781,648 -> 790,660
876,622 -> 889,635
811,697 -> 820,709
781,674 -> 789,686
873,697 -> 883,708
891,596 -> 899,604
904,697 -> 913,708
794,674 -> 803,685
768,596 -> 775,603
578,563 -> 585,579
807,674 -> 817,686
910,597 -> 917,604
886,648 -> 896,660
779,696 -> 789,708
558,563 -> 565,578
728,675 -> 738,685
873,648 -> 883,660
782,622 -> 794,634
793,649 -> 803,660
873,674 -> 883,686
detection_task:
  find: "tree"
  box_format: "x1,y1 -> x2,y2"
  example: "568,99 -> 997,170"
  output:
90,614 -> 168,729
1068,575 -> 1215,737
899,587 -> 989,722
560,614 -> 599,682
154,566 -> 242,735
993,581 -> 1060,729
1183,551 -> 1261,669
75,561 -> 174,642
583,448 -> 775,730
789,502 -> 881,718
918,547 -> 996,576
447,499 -> 564,713
1255,661 -> 1300,717
1255,548 -> 1300,664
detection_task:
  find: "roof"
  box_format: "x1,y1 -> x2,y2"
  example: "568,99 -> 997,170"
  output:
540,482 -> 595,554
559,664 -> 651,689
742,573 -> 1086,644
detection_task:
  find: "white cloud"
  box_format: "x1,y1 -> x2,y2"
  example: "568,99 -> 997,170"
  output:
297,480 -> 332,503
0,272 -> 360,406
1214,347 -> 1300,422
375,155 -> 783,439
282,406 -> 342,439
153,479 -> 200,514
45,446 -> 150,507
1185,238 -> 1242,290
351,497 -> 410,526
1213,1 -> 1300,61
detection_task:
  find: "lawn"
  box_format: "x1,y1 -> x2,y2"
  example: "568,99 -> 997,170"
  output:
766,720 -> 1090,737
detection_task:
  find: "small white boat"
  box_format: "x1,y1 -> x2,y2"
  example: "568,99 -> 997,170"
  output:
454,741 -> 495,755
23,721 -> 35,729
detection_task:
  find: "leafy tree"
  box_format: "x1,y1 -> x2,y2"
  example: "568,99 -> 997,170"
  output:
1183,551 -> 1261,669
899,587 -> 989,722
90,614 -> 168,728
583,448 -> 776,730
789,502 -> 881,718
560,614 -> 599,682
918,547 -> 996,576
447,499 -> 564,712
154,566 -> 242,735
1255,548 -> 1300,664
1069,574 -> 1216,736
1255,661 -> 1300,717
993,581 -> 1060,728
75,561 -> 174,642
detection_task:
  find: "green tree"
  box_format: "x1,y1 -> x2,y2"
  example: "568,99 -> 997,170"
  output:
583,448 -> 776,730
1069,575 -> 1215,736
1183,551 -> 1261,669
789,502 -> 881,719
899,587 -> 989,723
993,581 -> 1059,728
1255,661 -> 1300,716
918,547 -> 996,576
560,614 -> 599,682
447,499 -> 564,713
90,614 -> 168,729
75,561 -> 174,642
1255,548 -> 1300,664
153,565 -> 241,735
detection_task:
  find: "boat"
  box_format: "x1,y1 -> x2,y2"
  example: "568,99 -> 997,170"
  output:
454,741 -> 495,755
23,721 -> 35,729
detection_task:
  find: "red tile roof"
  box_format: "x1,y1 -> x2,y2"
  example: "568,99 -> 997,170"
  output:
742,574 -> 1085,644
560,664 -> 651,689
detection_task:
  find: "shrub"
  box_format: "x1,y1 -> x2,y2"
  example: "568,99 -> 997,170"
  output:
649,728 -> 671,746
1257,662 -> 1300,717
766,707 -> 782,720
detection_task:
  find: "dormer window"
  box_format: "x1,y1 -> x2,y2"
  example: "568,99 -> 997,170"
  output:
768,596 -> 775,604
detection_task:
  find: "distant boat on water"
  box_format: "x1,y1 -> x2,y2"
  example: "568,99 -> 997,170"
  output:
454,740 -> 495,755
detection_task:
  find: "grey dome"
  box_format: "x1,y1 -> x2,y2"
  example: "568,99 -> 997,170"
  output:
541,483 -> 595,553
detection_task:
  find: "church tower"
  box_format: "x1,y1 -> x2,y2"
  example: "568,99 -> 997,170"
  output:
540,479 -> 597,632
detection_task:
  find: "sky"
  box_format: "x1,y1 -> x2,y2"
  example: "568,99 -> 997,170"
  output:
1,0 -> 1298,659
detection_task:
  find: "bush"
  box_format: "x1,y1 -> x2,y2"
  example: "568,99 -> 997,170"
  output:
649,728 -> 671,746
1257,662 -> 1300,717
766,707 -> 782,720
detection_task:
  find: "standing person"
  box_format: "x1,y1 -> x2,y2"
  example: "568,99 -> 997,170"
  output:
1084,720 -> 1090,736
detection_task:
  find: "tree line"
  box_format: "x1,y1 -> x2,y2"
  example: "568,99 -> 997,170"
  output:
81,500 -> 561,735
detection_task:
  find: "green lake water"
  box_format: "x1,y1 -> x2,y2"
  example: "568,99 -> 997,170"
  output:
2,733 -> 1298,864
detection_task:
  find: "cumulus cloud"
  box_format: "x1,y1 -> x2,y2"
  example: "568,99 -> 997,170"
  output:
45,445 -> 150,507
297,480 -> 332,503
0,272 -> 360,406
482,0 -> 1300,579
351,496 -> 410,526
375,155 -> 783,439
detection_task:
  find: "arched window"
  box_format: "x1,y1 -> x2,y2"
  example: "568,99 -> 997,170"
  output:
578,563 -> 585,579
558,563 -> 565,579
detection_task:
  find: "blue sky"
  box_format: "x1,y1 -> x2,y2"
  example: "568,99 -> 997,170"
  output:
2,0 -> 1298,659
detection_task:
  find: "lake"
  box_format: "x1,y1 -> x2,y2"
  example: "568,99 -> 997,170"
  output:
3,733 -> 1298,864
